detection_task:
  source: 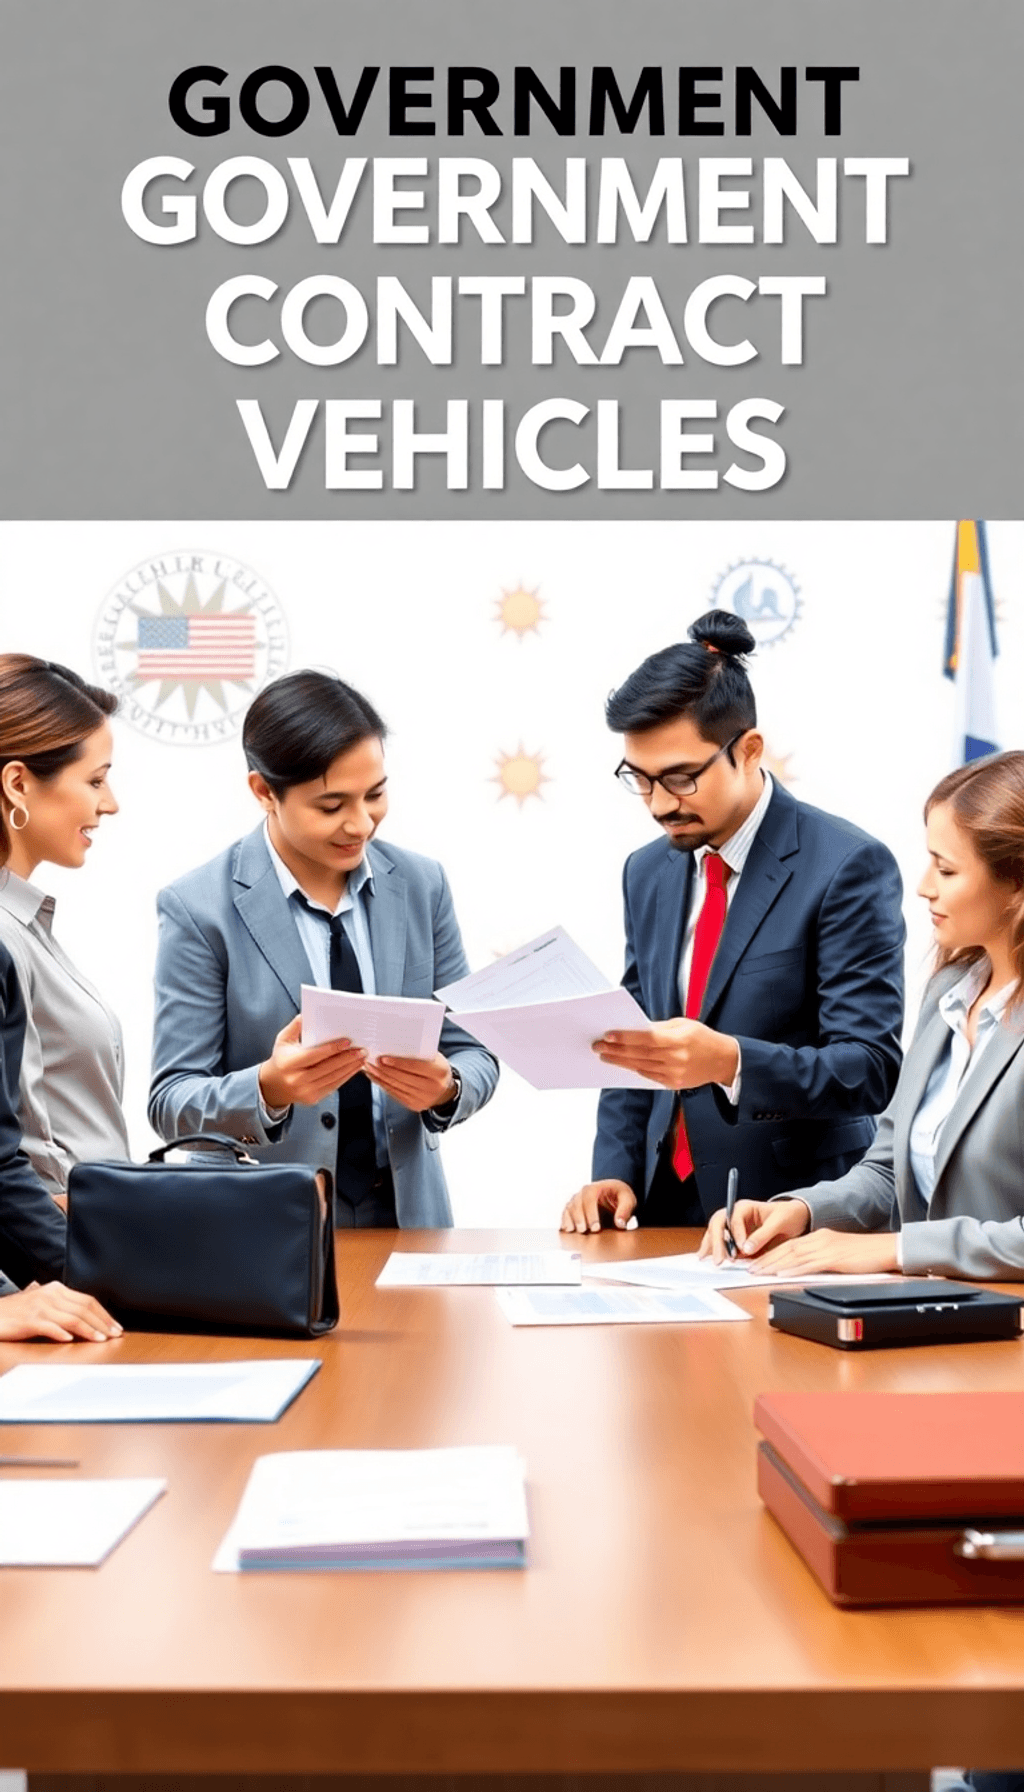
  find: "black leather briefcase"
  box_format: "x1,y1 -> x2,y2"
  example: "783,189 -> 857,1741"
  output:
66,1135 -> 339,1337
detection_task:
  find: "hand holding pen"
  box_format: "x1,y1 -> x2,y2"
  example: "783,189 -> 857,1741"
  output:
698,1193 -> 813,1265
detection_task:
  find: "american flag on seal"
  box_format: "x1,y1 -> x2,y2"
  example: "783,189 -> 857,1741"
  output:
135,614 -> 257,682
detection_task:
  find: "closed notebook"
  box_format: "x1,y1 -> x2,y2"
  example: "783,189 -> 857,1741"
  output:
214,1445 -> 529,1572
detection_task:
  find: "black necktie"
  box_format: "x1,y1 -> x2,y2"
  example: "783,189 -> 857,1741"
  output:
295,895 -> 376,1208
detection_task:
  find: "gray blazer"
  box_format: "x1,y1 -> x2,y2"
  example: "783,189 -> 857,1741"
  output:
148,828 -> 498,1227
794,965 -> 1024,1278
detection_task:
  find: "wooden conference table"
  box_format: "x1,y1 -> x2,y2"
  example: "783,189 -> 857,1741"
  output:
4,1227 -> 1024,1792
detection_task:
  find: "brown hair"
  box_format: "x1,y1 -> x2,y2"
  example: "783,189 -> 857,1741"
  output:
0,655 -> 117,868
924,751 -> 1024,1006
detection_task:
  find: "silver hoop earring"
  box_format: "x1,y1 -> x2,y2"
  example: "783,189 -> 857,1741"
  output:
8,805 -> 29,832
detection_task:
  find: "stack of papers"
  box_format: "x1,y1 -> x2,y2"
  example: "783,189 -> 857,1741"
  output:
0,1478 -> 166,1567
435,926 -> 660,1091
301,984 -> 444,1062
376,1251 -> 582,1287
214,1445 -> 529,1572
495,1285 -> 751,1326
0,1360 -> 320,1424
583,1255 -> 897,1293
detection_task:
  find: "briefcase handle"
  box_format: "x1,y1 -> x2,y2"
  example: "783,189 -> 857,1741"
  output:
148,1134 -> 260,1166
956,1529 -> 1024,1561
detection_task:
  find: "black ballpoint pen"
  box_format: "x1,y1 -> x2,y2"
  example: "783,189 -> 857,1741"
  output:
724,1167 -> 740,1259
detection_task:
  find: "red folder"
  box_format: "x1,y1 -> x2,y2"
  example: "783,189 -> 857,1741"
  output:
754,1392 -> 1024,1606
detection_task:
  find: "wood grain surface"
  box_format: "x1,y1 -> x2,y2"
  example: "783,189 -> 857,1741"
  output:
3,1228 -> 1024,1774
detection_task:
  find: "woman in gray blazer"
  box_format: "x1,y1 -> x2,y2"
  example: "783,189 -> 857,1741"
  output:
149,671 -> 498,1229
701,751 -> 1024,1279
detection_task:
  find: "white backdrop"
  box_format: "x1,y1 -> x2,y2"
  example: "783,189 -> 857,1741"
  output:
1,520 -> 1021,1224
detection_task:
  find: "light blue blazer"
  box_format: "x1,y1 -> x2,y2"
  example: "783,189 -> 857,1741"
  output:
148,827 -> 498,1227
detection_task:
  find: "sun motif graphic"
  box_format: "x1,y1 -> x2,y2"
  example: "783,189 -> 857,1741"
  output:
494,584 -> 546,641
119,573 -> 257,719
762,744 -> 795,785
492,746 -> 550,807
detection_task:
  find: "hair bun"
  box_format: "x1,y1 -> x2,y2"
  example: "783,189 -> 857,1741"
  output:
687,609 -> 755,659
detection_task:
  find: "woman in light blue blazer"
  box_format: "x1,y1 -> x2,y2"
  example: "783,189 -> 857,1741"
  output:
149,672 -> 498,1228
701,751 -> 1024,1279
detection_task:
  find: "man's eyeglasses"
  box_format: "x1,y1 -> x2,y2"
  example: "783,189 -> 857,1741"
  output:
614,731 -> 745,798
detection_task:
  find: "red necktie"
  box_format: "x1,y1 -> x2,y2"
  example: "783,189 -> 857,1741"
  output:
672,852 -> 731,1182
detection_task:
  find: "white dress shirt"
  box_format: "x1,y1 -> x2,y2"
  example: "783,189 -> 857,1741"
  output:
0,869 -> 130,1194
908,959 -> 1016,1207
262,823 -> 387,1166
676,772 -> 774,1102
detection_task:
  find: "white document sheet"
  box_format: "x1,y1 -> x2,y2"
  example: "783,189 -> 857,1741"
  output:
301,984 -> 444,1063
436,926 -> 659,1091
0,1360 -> 320,1424
376,1251 -> 583,1287
584,1255 -> 898,1293
435,925 -> 612,1010
213,1445 -> 529,1572
0,1478 -> 166,1567
447,988 -> 661,1091
494,1285 -> 751,1326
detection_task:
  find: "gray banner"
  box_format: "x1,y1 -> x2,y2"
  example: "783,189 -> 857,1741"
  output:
1,0 -> 1020,518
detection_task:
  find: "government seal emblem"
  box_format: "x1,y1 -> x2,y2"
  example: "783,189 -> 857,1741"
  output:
93,550 -> 288,745
711,558 -> 801,649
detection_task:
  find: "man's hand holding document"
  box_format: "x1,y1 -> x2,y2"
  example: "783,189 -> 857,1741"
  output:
435,927 -> 661,1091
300,985 -> 445,1063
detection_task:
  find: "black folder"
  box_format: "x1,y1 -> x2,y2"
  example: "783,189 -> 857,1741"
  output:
767,1279 -> 1024,1350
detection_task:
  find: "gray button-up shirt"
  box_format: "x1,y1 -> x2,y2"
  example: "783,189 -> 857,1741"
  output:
0,870 -> 130,1194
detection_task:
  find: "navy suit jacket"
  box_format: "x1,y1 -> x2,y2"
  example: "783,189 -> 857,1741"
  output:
592,781 -> 906,1220
0,940 -> 67,1293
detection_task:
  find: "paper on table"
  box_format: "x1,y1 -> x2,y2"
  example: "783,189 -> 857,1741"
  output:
213,1445 -> 529,1572
584,1256 -> 899,1293
301,984 -> 444,1063
0,1478 -> 166,1567
435,925 -> 612,1011
494,1285 -> 751,1326
447,988 -> 661,1091
376,1251 -> 583,1287
0,1360 -> 320,1424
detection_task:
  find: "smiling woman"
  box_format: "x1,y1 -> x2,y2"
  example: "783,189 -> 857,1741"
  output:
0,654 -> 131,1193
149,669 -> 498,1229
701,752 -> 1024,1281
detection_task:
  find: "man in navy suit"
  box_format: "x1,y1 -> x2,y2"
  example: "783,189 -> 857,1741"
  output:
561,610 -> 906,1232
